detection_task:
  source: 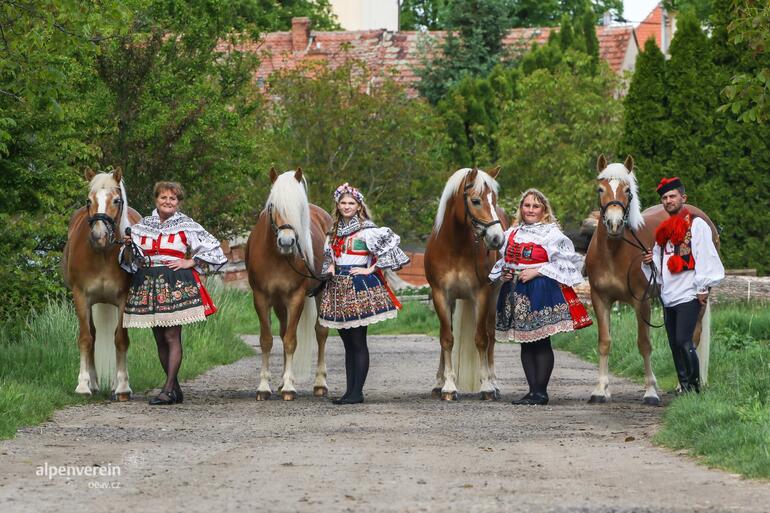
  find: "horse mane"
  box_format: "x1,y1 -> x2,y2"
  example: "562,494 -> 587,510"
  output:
434,168 -> 499,233
89,172 -> 130,235
265,171 -> 313,264
598,163 -> 644,230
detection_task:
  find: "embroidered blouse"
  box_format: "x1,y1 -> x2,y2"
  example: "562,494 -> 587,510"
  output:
488,222 -> 584,287
641,217 -> 724,307
119,210 -> 227,274
322,218 -> 410,272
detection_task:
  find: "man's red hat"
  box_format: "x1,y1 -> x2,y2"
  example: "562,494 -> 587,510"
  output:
656,177 -> 684,196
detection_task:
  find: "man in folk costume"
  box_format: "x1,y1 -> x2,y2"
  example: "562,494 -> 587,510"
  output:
642,177 -> 724,393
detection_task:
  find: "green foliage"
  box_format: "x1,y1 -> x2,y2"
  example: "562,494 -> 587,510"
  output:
496,54 -> 624,225
399,0 -> 447,30
261,60 -> 451,241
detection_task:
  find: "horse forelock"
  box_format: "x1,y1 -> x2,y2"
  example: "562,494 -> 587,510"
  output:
597,163 -> 644,230
434,168 -> 500,232
265,171 -> 313,264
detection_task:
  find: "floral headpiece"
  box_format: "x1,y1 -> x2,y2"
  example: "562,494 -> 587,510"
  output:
333,182 -> 364,204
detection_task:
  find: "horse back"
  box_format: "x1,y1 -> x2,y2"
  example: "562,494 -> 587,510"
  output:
641,204 -> 720,249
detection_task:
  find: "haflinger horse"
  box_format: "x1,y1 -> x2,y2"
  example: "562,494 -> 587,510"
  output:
245,168 -> 333,401
62,168 -> 141,399
424,167 -> 507,401
585,155 -> 719,404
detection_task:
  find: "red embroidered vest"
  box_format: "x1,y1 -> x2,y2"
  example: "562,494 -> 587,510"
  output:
655,208 -> 696,274
504,229 -> 548,265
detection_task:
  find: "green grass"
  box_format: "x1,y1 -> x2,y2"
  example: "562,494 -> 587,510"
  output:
0,282 -> 254,439
553,302 -> 770,479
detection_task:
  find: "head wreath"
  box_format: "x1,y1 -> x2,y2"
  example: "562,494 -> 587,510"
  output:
333,182 -> 364,204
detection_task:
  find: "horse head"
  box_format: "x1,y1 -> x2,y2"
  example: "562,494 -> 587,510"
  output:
595,155 -> 643,238
85,167 -> 127,250
449,167 -> 504,250
266,167 -> 313,261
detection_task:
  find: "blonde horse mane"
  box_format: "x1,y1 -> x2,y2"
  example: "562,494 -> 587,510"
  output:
434,168 -> 500,233
597,163 -> 644,230
265,171 -> 313,265
88,171 -> 130,235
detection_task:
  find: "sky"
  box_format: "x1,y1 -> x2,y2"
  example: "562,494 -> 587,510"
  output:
622,0 -> 660,24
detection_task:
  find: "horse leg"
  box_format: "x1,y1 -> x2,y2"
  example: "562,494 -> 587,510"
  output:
485,291 -> 500,399
87,311 -> 99,393
634,300 -> 660,405
253,293 -> 274,401
589,293 -> 612,403
433,289 -> 457,401
113,298 -> 132,401
73,290 -> 95,395
279,292 -> 305,401
432,351 -> 445,398
475,289 -> 496,400
312,295 -> 329,397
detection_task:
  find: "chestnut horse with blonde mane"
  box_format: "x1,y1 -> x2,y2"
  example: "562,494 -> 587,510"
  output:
62,168 -> 141,399
424,167 -> 507,400
586,155 -> 719,404
245,168 -> 333,401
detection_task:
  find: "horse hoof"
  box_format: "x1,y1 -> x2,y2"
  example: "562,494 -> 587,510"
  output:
114,392 -> 131,402
642,396 -> 661,406
313,386 -> 328,397
431,388 -> 442,399
480,391 -> 496,401
255,391 -> 271,401
493,389 -> 502,401
282,391 -> 296,401
441,391 -> 458,401
588,395 -> 608,404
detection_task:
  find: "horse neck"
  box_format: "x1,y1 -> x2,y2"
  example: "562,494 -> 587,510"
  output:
437,196 -> 476,252
593,220 -> 626,255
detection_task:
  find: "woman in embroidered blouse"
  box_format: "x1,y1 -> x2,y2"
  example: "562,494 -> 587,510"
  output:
120,182 -> 227,405
489,189 -> 592,405
319,183 -> 410,405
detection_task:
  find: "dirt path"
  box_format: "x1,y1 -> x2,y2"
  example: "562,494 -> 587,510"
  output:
1,335 -> 768,513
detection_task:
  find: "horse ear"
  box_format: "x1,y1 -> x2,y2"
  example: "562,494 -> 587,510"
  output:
487,166 -> 501,179
467,168 -> 479,184
269,167 -> 278,183
596,154 -> 608,172
624,155 -> 634,171
84,167 -> 96,182
294,167 -> 303,183
112,166 -> 123,183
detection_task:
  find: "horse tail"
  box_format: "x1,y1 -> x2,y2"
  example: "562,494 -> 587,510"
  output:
697,301 -> 711,386
293,296 -> 316,382
452,299 -> 480,392
92,303 -> 118,391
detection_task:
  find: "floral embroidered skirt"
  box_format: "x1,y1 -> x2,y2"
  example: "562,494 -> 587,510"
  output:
495,275 -> 592,343
319,265 -> 401,329
123,266 -> 217,328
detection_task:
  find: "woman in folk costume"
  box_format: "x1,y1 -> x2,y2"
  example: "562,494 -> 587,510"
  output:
642,177 -> 724,393
120,182 -> 227,405
319,183 -> 410,405
490,189 -> 592,405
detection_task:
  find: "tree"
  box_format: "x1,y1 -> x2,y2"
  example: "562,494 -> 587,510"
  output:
496,54 -> 623,225
620,38 -> 672,206
400,0 -> 446,30
262,60 -> 451,240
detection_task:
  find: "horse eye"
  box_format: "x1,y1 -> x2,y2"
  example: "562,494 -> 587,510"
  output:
471,198 -> 482,206
86,199 -> 92,206
596,187 -> 603,194
114,198 -> 123,204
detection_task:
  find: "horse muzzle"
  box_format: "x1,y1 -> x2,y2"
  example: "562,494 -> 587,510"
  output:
483,225 -> 505,250
276,232 -> 296,255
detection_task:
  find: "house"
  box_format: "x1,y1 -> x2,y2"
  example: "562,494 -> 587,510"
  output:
635,3 -> 677,56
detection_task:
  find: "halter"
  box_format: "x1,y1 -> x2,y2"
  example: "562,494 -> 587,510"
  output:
463,180 -> 502,243
87,188 -> 124,245
267,203 -> 325,289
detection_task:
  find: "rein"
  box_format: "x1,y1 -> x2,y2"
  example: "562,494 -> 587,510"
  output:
267,204 -> 326,293
598,194 -> 663,328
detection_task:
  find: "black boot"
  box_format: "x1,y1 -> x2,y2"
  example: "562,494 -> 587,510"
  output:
682,346 -> 701,393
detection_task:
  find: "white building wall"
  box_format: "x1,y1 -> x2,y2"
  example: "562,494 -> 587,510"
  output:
330,0 -> 399,31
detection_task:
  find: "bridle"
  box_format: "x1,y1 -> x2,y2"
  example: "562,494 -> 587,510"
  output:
267,204 -> 325,290
87,188 -> 124,246
462,177 -> 502,285
597,186 -> 663,328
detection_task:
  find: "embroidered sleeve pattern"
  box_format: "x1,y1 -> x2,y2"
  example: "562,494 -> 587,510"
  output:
488,226 -> 514,282
322,237 -> 334,272
363,227 -> 411,270
539,230 -> 584,287
691,219 -> 725,293
187,228 -> 227,273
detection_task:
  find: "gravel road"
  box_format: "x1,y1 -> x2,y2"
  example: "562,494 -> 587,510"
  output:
1,335 -> 768,513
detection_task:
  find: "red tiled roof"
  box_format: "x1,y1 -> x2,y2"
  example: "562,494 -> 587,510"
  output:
223,21 -> 637,96
636,4 -> 663,49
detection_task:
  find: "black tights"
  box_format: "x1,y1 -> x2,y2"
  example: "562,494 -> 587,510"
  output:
338,326 -> 369,401
152,326 -> 183,394
520,337 -> 554,397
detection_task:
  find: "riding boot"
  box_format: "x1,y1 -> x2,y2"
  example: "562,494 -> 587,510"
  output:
669,345 -> 690,392
683,346 -> 701,393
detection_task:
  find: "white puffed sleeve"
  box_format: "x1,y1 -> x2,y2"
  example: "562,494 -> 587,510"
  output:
488,226 -> 515,282
539,228 -> 584,287
641,241 -> 663,286
362,227 -> 410,270
691,218 -> 725,293
321,236 -> 334,273
186,228 -> 227,273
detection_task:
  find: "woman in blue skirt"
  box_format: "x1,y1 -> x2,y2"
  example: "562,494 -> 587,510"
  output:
319,183 -> 410,404
489,189 -> 592,405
